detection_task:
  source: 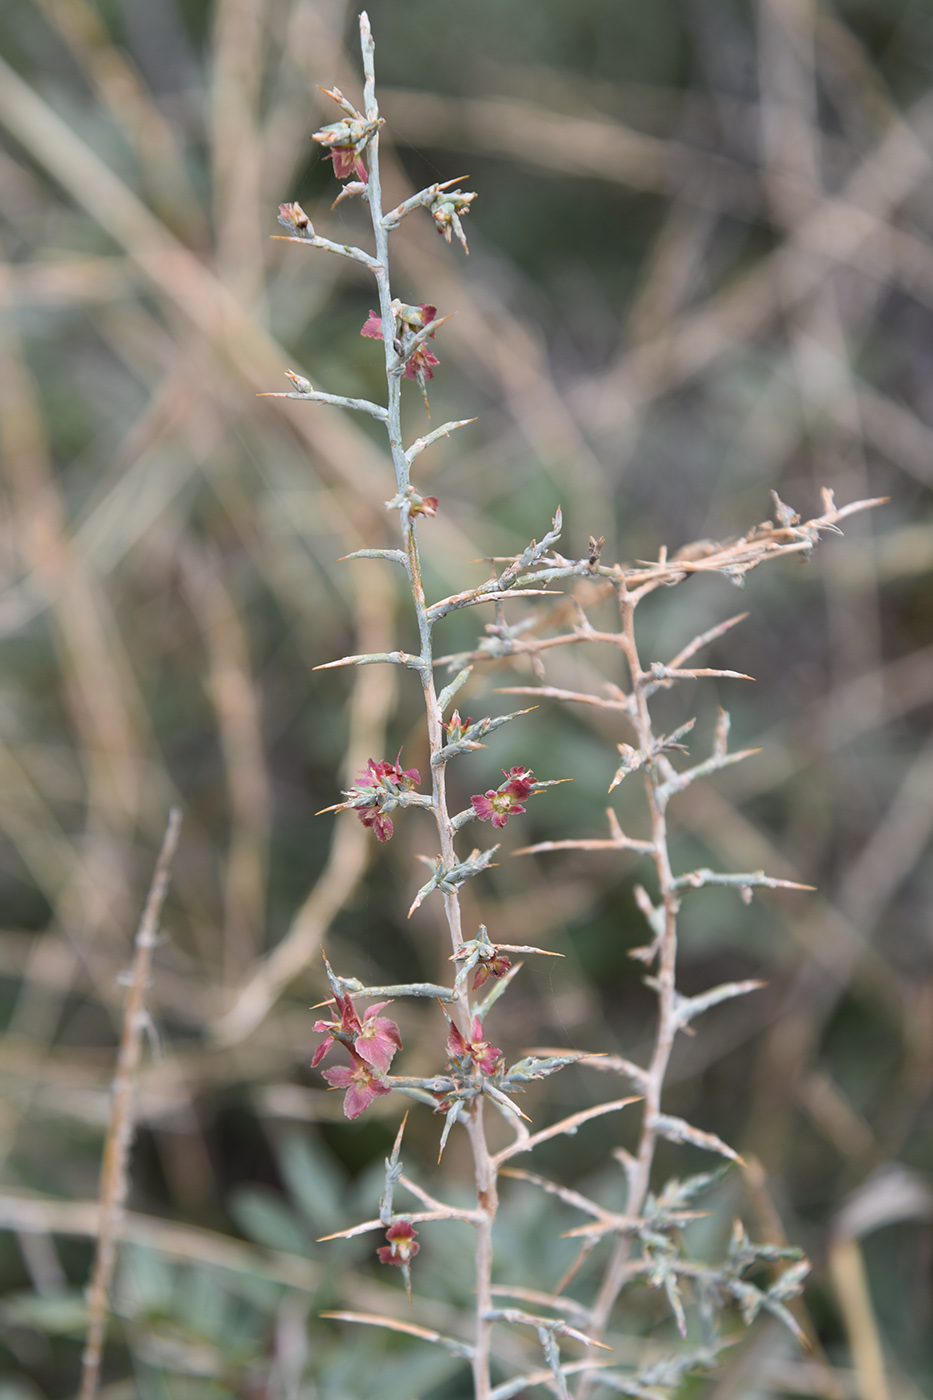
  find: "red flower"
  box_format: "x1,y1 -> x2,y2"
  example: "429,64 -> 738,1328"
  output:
377,1221 -> 420,1266
329,146 -> 367,182
322,1051 -> 391,1119
501,766 -> 535,797
313,993 -> 401,1074
353,1001 -> 402,1073
311,108 -> 379,185
360,303 -> 443,383
311,991 -> 361,1067
360,310 -> 383,340
361,756 -> 420,787
447,1017 -> 502,1077
403,344 -> 439,383
472,767 -> 536,828
472,950 -> 512,991
359,806 -> 393,842
340,754 -> 421,843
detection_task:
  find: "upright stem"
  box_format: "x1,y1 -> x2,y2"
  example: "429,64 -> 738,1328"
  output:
359,16 -> 493,1394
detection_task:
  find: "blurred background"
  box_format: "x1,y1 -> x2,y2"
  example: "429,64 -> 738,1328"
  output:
0,0 -> 931,1395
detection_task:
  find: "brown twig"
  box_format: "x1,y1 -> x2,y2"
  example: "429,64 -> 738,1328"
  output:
78,806 -> 182,1400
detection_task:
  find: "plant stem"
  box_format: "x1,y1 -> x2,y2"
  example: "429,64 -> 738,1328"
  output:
359,15 -> 494,1392
78,808 -> 181,1400
575,585 -> 682,1397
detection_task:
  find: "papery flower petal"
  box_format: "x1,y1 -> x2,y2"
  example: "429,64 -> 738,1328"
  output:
361,311 -> 383,339
377,1221 -> 419,1266
322,1053 -> 391,1119
402,346 -> 440,381
354,1004 -> 402,1073
472,951 -> 511,990
358,806 -> 393,842
329,147 -> 368,182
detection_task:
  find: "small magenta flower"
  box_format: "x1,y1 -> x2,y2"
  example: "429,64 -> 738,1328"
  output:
353,1001 -> 402,1073
359,806 -> 393,842
472,949 -> 512,991
329,144 -> 368,181
361,303 -> 443,384
322,1051 -> 392,1119
377,1220 -> 420,1267
311,991 -> 361,1067
360,309 -> 383,339
332,753 -> 421,843
312,992 -> 402,1073
447,1017 -> 502,1077
363,756 -> 420,787
471,766 -> 536,829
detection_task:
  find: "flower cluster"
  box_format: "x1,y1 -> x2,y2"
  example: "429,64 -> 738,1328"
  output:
471,766 -> 536,829
446,1016 -> 503,1077
361,301 -> 443,385
427,186 -> 477,252
311,87 -> 381,184
346,754 -> 421,843
313,990 -> 402,1119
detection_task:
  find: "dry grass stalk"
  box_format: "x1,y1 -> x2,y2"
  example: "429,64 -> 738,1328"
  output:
78,807 -> 182,1400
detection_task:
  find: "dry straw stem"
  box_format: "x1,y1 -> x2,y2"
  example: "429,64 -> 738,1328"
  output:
78,806 -> 182,1400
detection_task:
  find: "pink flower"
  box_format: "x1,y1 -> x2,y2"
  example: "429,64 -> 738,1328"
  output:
311,991 -> 361,1068
322,1051 -> 391,1119
362,756 -> 420,787
311,110 -> 378,185
472,767 -> 536,828
353,1001 -> 402,1073
342,754 -> 421,843
501,766 -> 535,798
403,344 -> 439,383
360,310 -> 383,340
472,950 -> 512,991
360,303 -> 443,382
313,993 -> 401,1073
377,1221 -> 420,1267
329,146 -> 367,182
359,806 -> 393,842
447,1017 -> 502,1077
